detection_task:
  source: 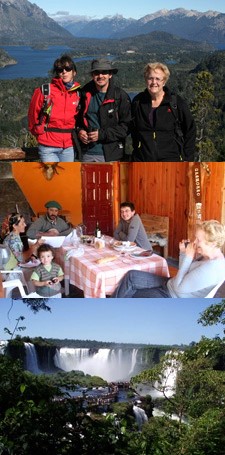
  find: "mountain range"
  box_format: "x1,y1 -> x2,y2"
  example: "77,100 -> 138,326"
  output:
0,0 -> 74,45
0,1 -> 225,47
54,9 -> 225,45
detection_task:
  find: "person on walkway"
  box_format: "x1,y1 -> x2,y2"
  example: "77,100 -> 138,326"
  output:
77,58 -> 131,162
26,200 -> 72,239
114,202 -> 152,251
131,62 -> 196,161
112,220 -> 225,298
28,54 -> 81,162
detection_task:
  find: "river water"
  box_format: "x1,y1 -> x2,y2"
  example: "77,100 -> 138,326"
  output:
0,45 -> 95,80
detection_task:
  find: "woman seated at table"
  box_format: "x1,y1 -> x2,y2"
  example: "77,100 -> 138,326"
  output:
111,220 -> 225,298
3,213 -> 43,264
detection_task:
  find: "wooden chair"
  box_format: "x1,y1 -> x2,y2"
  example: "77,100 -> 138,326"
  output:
140,214 -> 169,258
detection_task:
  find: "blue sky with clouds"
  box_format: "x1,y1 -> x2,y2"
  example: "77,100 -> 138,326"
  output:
31,1 -> 225,19
0,298 -> 223,345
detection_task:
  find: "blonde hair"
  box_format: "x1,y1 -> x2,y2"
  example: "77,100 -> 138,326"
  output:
144,62 -> 170,83
197,220 -> 225,249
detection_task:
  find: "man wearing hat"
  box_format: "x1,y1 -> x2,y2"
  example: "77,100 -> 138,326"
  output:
26,201 -> 73,239
77,58 -> 131,162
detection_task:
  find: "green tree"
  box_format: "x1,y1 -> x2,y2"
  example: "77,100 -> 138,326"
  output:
4,316 -> 26,339
12,298 -> 51,313
198,299 -> 225,331
142,416 -> 184,455
191,71 -> 221,161
180,408 -> 225,455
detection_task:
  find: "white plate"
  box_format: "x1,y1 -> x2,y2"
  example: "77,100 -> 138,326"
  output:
113,241 -> 136,252
130,251 -> 153,260
41,236 -> 66,248
19,259 -> 40,268
113,245 -> 137,252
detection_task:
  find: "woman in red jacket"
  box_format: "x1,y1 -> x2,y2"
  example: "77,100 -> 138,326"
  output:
28,54 -> 80,162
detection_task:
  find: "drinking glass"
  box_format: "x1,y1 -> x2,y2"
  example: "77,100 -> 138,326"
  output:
76,226 -> 83,238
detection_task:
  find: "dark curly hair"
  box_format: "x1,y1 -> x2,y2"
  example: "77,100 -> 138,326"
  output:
37,243 -> 55,258
8,213 -> 24,231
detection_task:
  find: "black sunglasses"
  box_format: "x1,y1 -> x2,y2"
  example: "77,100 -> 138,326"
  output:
55,65 -> 74,74
92,70 -> 110,76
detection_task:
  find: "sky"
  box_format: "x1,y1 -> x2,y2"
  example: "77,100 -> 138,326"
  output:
31,1 -> 225,20
0,298 -> 223,345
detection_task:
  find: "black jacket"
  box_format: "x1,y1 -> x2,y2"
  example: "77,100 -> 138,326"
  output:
131,87 -> 196,161
77,79 -> 131,161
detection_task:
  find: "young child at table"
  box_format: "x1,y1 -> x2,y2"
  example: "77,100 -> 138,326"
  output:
30,244 -> 64,297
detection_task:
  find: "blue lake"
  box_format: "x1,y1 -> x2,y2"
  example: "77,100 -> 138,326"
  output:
0,45 -> 96,80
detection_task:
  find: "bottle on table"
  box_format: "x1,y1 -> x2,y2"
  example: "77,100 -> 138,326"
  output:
94,221 -> 101,238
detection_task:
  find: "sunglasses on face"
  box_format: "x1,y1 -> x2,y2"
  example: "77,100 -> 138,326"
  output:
92,70 -> 110,76
55,65 -> 74,74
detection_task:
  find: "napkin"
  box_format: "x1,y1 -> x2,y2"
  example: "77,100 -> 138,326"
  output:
65,247 -> 84,260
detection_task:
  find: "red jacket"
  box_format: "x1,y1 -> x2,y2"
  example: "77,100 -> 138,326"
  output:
28,77 -> 80,148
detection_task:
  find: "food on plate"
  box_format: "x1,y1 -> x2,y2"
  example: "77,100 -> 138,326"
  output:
113,241 -> 136,248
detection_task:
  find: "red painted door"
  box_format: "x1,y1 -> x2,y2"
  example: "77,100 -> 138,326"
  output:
81,164 -> 114,236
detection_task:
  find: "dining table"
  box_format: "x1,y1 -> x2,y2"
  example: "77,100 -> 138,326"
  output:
56,237 -> 170,299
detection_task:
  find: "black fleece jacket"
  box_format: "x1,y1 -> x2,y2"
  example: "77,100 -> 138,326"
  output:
77,79 -> 131,161
131,86 -> 196,161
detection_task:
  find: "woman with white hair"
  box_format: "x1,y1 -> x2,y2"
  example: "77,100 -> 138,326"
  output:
131,61 -> 196,162
112,220 -> 225,298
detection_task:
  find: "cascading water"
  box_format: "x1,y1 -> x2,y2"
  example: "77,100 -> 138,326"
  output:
136,350 -> 182,399
25,342 -> 41,374
54,348 -> 90,372
54,347 -> 139,382
133,404 -> 148,430
128,348 -> 138,375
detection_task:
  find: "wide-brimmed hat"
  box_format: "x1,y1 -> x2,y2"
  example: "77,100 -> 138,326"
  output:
45,200 -> 62,209
90,59 -> 118,74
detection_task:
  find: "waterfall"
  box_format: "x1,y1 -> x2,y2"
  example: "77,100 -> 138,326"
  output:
54,348 -> 90,371
133,404 -> 148,430
159,354 -> 179,397
155,350 -> 182,398
54,347 -> 139,382
129,348 -> 138,375
25,342 -> 41,374
136,350 -> 182,399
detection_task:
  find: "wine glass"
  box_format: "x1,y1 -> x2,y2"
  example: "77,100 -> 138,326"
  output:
120,245 -> 126,258
76,226 -> 83,239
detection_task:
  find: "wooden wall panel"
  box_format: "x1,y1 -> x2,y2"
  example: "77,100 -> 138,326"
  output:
204,162 -> 225,220
127,163 -> 189,258
127,162 -> 225,259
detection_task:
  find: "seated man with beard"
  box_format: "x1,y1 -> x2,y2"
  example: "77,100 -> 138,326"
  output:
26,200 -> 72,239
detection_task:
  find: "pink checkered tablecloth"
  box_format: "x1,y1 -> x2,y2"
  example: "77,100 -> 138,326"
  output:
56,240 -> 170,298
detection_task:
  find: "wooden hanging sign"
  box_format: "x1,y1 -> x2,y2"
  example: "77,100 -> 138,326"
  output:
193,163 -> 202,221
